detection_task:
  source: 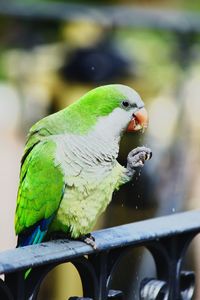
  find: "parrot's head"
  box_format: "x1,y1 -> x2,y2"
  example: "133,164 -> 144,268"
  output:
68,84 -> 148,136
111,84 -> 148,133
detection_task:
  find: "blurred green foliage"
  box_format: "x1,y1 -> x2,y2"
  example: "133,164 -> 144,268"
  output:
115,29 -> 180,95
0,50 -> 8,80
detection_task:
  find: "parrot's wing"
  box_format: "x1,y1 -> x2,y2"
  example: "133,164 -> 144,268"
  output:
15,138 -> 64,247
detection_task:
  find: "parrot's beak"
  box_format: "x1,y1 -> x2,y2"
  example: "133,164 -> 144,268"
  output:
127,107 -> 148,133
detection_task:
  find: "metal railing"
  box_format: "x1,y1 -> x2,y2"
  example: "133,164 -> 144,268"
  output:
0,210 -> 199,300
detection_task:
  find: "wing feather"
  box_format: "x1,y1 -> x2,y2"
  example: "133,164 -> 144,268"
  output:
15,138 -> 64,242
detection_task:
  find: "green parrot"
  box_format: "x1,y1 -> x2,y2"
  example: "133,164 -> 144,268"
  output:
15,84 -> 152,249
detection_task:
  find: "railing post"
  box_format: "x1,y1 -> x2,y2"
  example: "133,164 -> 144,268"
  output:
90,252 -> 109,300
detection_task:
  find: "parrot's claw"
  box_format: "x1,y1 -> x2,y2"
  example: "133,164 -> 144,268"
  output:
126,146 -> 152,177
80,233 -> 97,250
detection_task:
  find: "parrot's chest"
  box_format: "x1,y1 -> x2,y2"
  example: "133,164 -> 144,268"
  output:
54,132 -> 119,182
51,133 -> 121,237
53,165 -> 120,237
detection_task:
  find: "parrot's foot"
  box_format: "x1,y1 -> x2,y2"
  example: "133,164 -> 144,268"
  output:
80,233 -> 97,250
126,146 -> 152,177
50,232 -> 97,249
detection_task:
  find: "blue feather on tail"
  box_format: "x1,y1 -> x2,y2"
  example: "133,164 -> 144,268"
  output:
17,215 -> 54,278
17,215 -> 54,247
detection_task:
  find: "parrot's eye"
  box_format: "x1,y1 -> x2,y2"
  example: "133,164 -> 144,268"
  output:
121,100 -> 130,109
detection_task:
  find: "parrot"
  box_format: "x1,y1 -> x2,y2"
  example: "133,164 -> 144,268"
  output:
15,84 -> 152,250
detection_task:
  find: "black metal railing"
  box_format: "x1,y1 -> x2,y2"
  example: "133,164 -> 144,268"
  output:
0,210 -> 200,300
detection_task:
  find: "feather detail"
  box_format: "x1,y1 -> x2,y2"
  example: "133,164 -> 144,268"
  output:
17,215 -> 55,247
17,215 -> 55,279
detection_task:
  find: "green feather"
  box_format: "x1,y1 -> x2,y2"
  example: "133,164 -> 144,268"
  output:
27,85 -> 124,139
15,139 -> 64,234
49,162 -> 127,238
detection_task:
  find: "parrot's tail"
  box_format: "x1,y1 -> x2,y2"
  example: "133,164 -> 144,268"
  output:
16,216 -> 55,278
17,216 -> 54,247
17,224 -> 47,247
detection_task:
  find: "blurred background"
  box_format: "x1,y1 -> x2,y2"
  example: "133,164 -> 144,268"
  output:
0,0 -> 200,299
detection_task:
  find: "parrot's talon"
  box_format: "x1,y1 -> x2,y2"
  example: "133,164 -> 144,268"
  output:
80,234 -> 97,250
145,151 -> 152,161
126,146 -> 152,177
84,237 -> 97,250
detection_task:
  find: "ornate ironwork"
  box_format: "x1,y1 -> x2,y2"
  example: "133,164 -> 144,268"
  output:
0,210 -> 199,300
